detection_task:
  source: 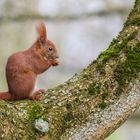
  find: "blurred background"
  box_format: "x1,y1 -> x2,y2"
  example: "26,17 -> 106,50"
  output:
0,0 -> 139,139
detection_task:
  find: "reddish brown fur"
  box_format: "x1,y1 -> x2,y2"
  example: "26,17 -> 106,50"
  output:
0,22 -> 59,101
36,22 -> 47,39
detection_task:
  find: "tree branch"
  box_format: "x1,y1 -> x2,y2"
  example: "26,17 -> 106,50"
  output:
0,8 -> 129,23
0,0 -> 140,140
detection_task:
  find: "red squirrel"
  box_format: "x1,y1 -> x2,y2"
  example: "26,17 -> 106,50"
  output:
0,22 -> 59,101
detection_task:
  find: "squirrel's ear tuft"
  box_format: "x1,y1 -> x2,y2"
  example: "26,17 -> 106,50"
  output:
36,22 -> 47,39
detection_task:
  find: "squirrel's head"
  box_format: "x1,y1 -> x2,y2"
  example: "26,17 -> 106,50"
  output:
36,22 -> 59,66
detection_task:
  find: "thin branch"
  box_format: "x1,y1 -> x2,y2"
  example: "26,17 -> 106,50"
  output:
0,8 -> 129,23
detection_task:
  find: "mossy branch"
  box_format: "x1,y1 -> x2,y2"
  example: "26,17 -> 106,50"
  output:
0,0 -> 140,140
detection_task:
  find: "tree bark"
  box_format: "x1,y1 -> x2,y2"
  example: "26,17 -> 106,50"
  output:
0,0 -> 140,140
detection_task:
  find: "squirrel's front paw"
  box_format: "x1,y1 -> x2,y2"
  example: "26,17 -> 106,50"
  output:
51,59 -> 59,66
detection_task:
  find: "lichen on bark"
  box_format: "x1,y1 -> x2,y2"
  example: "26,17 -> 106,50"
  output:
0,0 -> 140,140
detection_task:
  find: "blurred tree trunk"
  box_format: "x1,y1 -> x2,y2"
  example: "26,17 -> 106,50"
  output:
0,0 -> 140,140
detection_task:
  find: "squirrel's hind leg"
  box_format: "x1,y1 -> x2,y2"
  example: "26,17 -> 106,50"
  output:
0,90 -> 45,101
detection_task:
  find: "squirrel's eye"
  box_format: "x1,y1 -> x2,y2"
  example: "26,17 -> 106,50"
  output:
49,48 -> 53,51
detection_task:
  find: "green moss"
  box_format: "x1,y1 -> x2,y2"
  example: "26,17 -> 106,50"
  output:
88,82 -> 101,95
99,47 -> 121,62
102,88 -> 109,100
90,60 -> 97,65
125,18 -> 140,26
99,30 -> 137,61
96,38 -> 124,74
26,102 -> 45,120
114,42 -> 140,88
98,38 -> 120,62
96,30 -> 137,76
96,40 -> 123,75
96,62 -> 106,75
98,102 -> 107,109
124,0 -> 140,27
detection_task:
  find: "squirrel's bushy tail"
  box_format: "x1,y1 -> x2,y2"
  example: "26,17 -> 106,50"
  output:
0,92 -> 12,101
